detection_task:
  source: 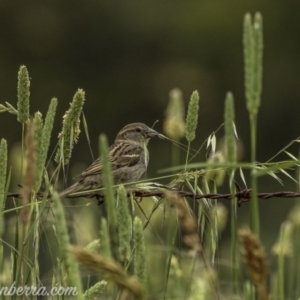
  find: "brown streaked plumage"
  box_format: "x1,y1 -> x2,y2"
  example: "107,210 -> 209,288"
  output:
59,123 -> 158,198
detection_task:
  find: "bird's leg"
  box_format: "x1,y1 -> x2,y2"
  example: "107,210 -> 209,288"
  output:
95,194 -> 105,206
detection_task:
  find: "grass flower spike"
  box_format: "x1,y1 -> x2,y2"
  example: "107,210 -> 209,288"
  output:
164,88 -> 185,141
17,65 -> 30,123
55,89 -> 85,165
185,90 -> 199,143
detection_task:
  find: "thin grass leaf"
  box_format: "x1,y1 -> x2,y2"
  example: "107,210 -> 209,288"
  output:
278,168 -> 298,184
254,161 -> 297,176
211,133 -> 216,153
266,137 -> 300,163
159,134 -> 200,156
206,133 -> 217,154
141,198 -> 164,231
204,179 -> 210,194
207,134 -> 212,149
239,167 -> 247,188
0,102 -> 18,114
284,151 -> 298,161
198,202 -> 206,241
82,112 -> 95,161
0,104 -> 6,112
6,102 -> 18,114
42,98 -> 57,159
267,171 -> 283,185
211,221 -> 217,265
82,112 -> 91,145
4,167 -> 11,211
0,139 -> 7,239
232,122 -> 239,139
254,165 -> 284,184
23,189 -> 51,245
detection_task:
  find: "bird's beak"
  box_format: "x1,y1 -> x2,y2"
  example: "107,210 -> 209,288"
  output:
146,128 -> 159,138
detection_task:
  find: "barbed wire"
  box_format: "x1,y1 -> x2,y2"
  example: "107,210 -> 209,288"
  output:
6,185 -> 300,206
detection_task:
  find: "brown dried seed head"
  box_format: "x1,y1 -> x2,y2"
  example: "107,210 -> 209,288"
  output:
70,247 -> 144,300
239,228 -> 269,300
164,191 -> 201,252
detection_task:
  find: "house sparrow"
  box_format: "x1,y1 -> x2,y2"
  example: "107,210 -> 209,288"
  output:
59,122 -> 158,198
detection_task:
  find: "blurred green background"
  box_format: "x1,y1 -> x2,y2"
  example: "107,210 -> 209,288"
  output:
1,0 -> 300,292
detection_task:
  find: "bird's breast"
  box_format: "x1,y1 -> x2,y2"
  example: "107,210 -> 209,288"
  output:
144,145 -> 149,167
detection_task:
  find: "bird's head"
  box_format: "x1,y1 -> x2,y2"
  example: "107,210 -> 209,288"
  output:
115,123 -> 158,143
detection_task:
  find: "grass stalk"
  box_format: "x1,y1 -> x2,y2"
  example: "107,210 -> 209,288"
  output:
295,224 -> 300,297
277,226 -> 285,300
243,12 -> 263,237
18,125 -> 36,287
52,192 -> 83,296
185,90 -> 199,169
250,114 -> 259,236
99,134 -> 117,229
133,217 -> 146,286
230,172 -> 238,294
100,218 -> 112,258
117,185 -> 131,264
273,221 -> 292,300
163,220 -> 178,299
33,112 -> 43,191
224,92 -> 238,294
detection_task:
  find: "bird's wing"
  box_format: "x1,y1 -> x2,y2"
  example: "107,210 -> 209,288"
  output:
79,142 -> 143,179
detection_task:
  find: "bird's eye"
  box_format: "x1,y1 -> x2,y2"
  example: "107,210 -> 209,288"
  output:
135,127 -> 142,133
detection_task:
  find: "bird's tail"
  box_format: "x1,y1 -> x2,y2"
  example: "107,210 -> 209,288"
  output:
59,182 -> 81,198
